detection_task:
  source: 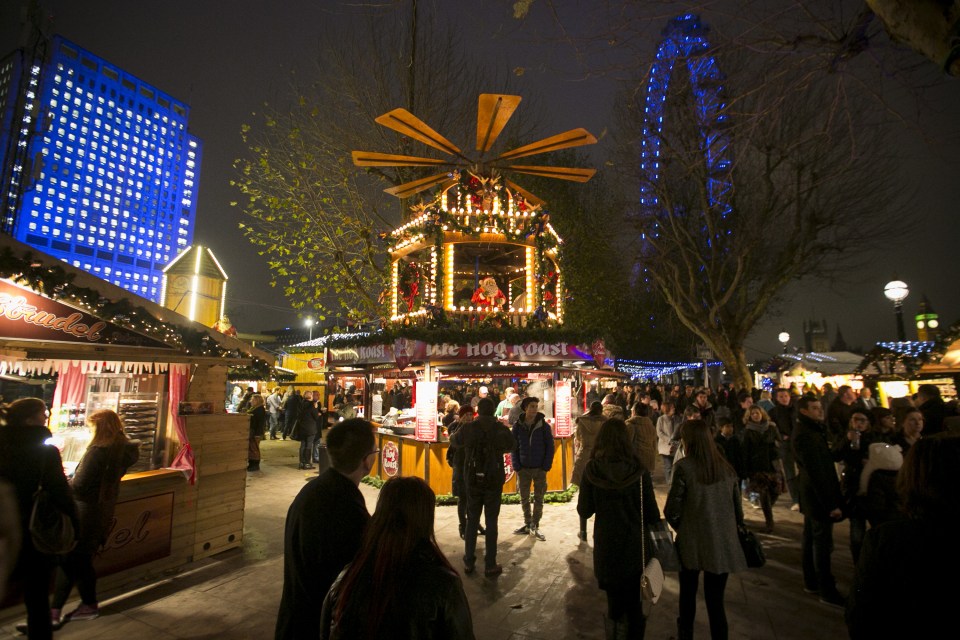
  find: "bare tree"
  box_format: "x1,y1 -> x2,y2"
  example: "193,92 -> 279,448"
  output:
232,5 -> 522,323
613,49 -> 904,388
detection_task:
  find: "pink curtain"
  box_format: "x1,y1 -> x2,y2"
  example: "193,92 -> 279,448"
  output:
52,363 -> 86,418
167,364 -> 196,484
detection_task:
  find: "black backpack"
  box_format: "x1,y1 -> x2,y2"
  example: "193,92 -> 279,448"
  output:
466,427 -> 493,488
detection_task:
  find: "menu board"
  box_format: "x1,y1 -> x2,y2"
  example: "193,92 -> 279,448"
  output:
554,380 -> 572,437
415,381 -> 438,442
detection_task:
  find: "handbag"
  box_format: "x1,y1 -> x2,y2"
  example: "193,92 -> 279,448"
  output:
737,524 -> 766,568
29,450 -> 77,556
640,475 -> 664,603
648,520 -> 681,572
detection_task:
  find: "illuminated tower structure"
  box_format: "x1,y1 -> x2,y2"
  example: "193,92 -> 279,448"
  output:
915,296 -> 941,342
0,36 -> 201,302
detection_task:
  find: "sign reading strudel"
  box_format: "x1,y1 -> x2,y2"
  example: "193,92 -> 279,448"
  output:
0,278 -> 172,348
327,339 -> 612,367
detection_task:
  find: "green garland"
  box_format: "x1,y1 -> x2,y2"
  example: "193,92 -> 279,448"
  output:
0,246 -> 275,379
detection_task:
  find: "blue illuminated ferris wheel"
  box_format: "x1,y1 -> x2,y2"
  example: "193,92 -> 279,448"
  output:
638,15 -> 732,232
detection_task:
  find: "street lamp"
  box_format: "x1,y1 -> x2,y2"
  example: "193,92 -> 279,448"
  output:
305,317 -> 314,341
883,280 -> 909,341
778,330 -> 790,354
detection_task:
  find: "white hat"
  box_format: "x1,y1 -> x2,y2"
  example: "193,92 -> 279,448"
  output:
479,386 -> 488,395
858,442 -> 904,495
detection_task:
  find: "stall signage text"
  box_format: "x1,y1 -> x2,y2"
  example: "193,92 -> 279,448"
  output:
381,441 -> 400,477
415,381 -> 438,441
306,357 -> 325,370
92,491 -> 174,576
554,380 -> 572,437
327,340 -> 610,366
0,279 -> 172,348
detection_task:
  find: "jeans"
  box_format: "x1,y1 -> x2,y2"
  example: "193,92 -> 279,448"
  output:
517,467 -> 547,527
661,454 -> 674,484
299,434 -> 316,466
605,582 -> 646,638
679,570 -> 729,640
464,486 -> 502,569
52,548 -> 98,609
268,412 -> 279,438
802,516 -> 836,593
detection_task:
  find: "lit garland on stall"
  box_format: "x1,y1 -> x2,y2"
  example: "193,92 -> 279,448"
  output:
0,247 -> 275,378
616,358 -> 723,379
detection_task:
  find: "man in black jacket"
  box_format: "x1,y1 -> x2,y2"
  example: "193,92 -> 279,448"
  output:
450,397 -> 516,577
768,388 -> 800,510
792,395 -> 846,608
275,419 -> 376,640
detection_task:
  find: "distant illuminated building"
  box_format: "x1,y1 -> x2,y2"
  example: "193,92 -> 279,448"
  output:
160,244 -> 227,328
915,296 -> 941,342
0,36 -> 201,302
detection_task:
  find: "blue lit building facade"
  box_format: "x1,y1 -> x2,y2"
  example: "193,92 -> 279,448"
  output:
0,36 -> 200,302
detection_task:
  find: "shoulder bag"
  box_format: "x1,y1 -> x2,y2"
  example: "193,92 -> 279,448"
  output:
737,524 -> 766,568
29,449 -> 77,556
648,519 -> 681,572
640,475 -> 664,603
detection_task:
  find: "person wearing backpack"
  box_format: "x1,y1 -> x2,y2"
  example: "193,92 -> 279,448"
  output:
449,397 -> 516,577
511,396 -> 556,541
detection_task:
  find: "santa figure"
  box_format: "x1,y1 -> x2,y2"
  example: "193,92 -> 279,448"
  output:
213,315 -> 238,337
471,277 -> 506,310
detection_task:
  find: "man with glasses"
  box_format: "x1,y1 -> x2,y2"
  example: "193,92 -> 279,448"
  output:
275,419 -> 376,640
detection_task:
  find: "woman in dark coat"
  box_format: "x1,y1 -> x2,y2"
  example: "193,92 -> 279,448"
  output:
740,406 -> 781,532
321,476 -> 474,639
297,391 -> 319,470
52,409 -> 139,626
247,394 -> 267,472
577,418 -> 662,640
0,398 -> 78,640
665,420 -> 747,640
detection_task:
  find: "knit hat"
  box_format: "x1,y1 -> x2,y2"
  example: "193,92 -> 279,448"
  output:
858,442 -> 904,495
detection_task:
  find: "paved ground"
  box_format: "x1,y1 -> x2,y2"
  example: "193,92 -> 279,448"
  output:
1,439 -> 855,639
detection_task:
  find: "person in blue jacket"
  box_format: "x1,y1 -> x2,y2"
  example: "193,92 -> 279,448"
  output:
511,396 -> 555,541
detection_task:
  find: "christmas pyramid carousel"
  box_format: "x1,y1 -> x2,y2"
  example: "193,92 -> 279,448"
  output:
352,94 -> 597,330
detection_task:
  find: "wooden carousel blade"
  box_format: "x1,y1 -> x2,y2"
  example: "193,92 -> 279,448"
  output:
504,180 -> 546,207
476,94 -> 522,152
384,173 -> 451,198
506,165 -> 597,182
351,150 -> 450,168
375,108 -> 463,157
495,128 -> 598,161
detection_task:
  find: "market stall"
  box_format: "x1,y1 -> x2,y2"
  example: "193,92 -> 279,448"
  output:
859,339 -> 958,406
0,236 -> 276,599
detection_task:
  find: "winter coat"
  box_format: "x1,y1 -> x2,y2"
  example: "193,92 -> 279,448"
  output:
664,457 -> 747,574
741,421 -> 780,476
792,412 -> 844,520
601,403 -> 625,421
0,425 -> 78,563
577,457 -> 661,589
276,469 -> 370,640
71,440 -> 140,551
625,416 -> 658,473
571,413 -> 605,485
656,414 -> 682,456
449,416 -> 516,489
511,413 -> 555,472
714,433 -> 745,480
297,400 -> 319,438
248,405 -> 267,439
320,541 -> 475,640
847,516 -> 960,639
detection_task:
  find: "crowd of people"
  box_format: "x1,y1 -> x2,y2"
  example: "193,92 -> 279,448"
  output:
3,376 -> 958,640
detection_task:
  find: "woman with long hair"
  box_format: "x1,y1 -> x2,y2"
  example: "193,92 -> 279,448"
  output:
51,409 -> 138,627
656,400 -> 682,483
665,420 -> 747,640
577,418 -> 662,640
572,401 -> 605,541
1,398 -> 77,639
320,476 -> 474,639
247,394 -> 267,472
892,407 -> 923,455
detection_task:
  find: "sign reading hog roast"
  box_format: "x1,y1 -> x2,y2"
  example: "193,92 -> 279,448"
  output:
326,340 -> 611,367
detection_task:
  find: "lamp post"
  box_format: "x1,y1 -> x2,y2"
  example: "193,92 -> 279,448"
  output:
883,280 -> 909,341
778,330 -> 790,354
305,317 -> 314,341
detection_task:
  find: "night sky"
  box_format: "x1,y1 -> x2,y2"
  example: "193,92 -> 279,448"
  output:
2,0 -> 958,361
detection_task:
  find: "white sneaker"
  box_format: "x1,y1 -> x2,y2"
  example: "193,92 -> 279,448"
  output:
791,503 -> 800,511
